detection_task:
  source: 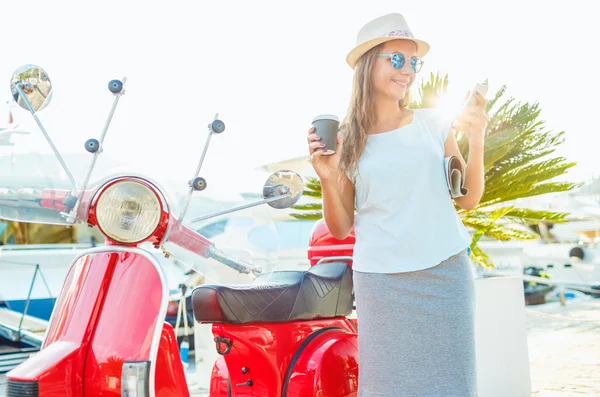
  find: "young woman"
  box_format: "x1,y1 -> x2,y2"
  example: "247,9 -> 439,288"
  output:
307,13 -> 488,396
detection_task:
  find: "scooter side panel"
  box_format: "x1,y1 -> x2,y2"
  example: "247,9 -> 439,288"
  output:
284,331 -> 358,397
215,324 -> 281,397
214,318 -> 355,397
82,251 -> 165,396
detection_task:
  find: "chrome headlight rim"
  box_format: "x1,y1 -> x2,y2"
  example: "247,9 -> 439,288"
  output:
92,177 -> 169,244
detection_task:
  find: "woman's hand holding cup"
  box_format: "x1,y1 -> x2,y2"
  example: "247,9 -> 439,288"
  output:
307,114 -> 341,181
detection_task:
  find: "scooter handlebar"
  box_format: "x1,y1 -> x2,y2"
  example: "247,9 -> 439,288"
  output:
166,220 -> 261,275
207,245 -> 260,275
0,187 -> 89,212
0,188 -> 42,208
166,221 -> 214,258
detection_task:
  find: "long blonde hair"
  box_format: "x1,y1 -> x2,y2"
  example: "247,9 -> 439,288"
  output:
338,44 -> 412,187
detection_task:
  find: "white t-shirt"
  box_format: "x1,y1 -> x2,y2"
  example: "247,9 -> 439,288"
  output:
349,108 -> 472,273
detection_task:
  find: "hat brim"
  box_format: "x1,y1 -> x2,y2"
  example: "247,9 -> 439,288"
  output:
346,36 -> 430,69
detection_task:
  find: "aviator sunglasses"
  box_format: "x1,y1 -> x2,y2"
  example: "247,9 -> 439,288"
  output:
377,53 -> 424,73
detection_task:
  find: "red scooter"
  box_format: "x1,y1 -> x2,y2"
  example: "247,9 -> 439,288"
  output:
2,64 -> 358,396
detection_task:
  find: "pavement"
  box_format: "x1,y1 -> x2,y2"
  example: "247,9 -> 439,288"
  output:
527,298 -> 600,396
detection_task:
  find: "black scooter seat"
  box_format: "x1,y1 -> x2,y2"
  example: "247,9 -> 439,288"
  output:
192,262 -> 353,324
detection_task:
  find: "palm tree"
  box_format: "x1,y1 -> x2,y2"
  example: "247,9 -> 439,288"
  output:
290,73 -> 581,267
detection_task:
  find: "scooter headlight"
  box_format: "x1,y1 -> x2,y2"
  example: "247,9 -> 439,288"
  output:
96,180 -> 162,243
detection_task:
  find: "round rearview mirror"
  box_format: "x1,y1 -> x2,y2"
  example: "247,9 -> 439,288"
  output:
262,170 -> 304,209
10,64 -> 53,113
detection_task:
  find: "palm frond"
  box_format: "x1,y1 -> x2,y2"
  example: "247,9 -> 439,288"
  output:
289,211 -> 323,221
469,206 -> 514,246
480,181 -> 581,208
469,244 -> 494,268
483,226 -> 539,241
485,84 -> 506,111
305,177 -> 323,193
465,208 -> 571,224
290,203 -> 323,211
301,190 -> 324,199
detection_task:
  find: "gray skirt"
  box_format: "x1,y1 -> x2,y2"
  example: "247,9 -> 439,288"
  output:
353,250 -> 478,397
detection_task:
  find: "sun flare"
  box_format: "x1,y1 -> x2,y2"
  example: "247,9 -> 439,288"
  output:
433,90 -> 467,124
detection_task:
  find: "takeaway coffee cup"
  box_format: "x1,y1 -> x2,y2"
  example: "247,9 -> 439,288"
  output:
311,114 -> 340,155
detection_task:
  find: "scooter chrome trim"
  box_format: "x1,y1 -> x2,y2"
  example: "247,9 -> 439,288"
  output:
66,245 -> 169,397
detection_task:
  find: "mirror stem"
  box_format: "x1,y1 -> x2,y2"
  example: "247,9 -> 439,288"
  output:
178,113 -> 219,223
16,84 -> 78,191
189,191 -> 292,224
69,77 -> 127,221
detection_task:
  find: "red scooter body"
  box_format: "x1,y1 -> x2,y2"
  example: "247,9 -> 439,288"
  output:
3,66 -> 360,397
7,246 -> 358,396
307,218 -> 355,267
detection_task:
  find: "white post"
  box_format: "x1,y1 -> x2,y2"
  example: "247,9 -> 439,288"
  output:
474,276 -> 532,397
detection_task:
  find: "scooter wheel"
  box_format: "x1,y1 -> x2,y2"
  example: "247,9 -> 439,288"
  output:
192,177 -> 207,191
108,79 -> 123,94
211,119 -> 225,134
85,138 -> 100,153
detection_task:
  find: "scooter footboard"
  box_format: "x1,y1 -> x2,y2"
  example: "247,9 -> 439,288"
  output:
5,340 -> 83,397
283,329 -> 358,397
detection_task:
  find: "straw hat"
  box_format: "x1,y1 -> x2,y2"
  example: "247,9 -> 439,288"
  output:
346,13 -> 430,69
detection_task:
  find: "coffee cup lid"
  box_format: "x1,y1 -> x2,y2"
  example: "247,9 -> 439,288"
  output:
312,114 -> 339,123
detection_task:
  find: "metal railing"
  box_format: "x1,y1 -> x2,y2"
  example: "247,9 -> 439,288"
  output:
317,255 -> 600,306
0,259 -> 52,345
479,268 -> 600,303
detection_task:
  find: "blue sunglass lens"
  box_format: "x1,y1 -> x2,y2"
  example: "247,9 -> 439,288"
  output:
391,54 -> 405,69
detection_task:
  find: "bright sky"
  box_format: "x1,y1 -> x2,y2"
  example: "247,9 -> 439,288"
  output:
0,0 -> 598,195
